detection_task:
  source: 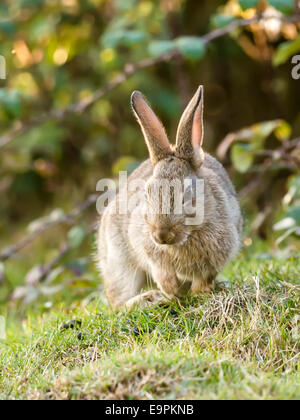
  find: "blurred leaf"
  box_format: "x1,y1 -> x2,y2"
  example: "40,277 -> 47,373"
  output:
122,30 -> 147,47
285,205 -> 300,224
219,120 -> 285,160
11,285 -> 40,304
239,120 -> 284,145
151,89 -> 181,117
176,37 -> 206,60
28,15 -> 57,42
231,143 -> 254,173
268,0 -> 295,15
116,0 -> 136,11
239,0 -> 258,10
102,29 -> 146,48
18,121 -> 66,158
68,226 -> 86,249
19,0 -> 44,8
112,156 -> 140,176
67,258 -> 89,277
273,217 -> 296,231
274,120 -> 291,141
23,287 -> 40,304
273,35 -> 300,66
211,14 -> 235,28
40,284 -> 64,296
148,40 -> 175,57
0,20 -> 16,34
71,279 -> 96,288
252,120 -> 283,143
0,89 -> 21,118
11,171 -> 44,195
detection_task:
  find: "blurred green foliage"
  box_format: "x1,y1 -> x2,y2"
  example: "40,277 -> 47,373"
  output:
0,0 -> 299,305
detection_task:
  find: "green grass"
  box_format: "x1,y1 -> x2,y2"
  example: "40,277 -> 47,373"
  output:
0,252 -> 299,400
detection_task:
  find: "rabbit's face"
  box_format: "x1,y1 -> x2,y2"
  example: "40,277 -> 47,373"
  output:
144,157 -> 196,246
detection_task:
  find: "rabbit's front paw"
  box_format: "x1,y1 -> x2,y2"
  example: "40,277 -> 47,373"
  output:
191,278 -> 214,296
125,290 -> 168,310
151,266 -> 182,298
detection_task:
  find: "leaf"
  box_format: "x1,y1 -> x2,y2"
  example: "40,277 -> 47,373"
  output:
273,217 -> 296,231
175,37 -> 206,60
67,258 -> 89,277
152,90 -> 181,117
0,20 -> 16,34
211,14 -> 235,29
268,0 -> 295,15
11,285 -> 40,304
68,226 -> 86,249
124,30 -> 147,46
18,121 -> 66,158
71,279 -> 96,288
0,89 -> 21,118
239,0 -> 258,10
273,35 -> 300,66
23,287 -> 40,305
112,156 -> 140,176
218,119 -> 284,160
148,40 -> 175,57
40,285 -> 64,296
251,120 -> 284,144
285,205 -> 300,224
231,143 -> 254,173
274,120 -> 291,141
102,29 -> 146,48
19,0 -> 44,8
116,0 -> 136,11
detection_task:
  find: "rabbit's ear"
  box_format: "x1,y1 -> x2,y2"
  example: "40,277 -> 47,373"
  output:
175,86 -> 204,168
131,91 -> 172,165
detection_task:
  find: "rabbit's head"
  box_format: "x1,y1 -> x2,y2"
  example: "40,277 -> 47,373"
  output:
131,86 -> 206,246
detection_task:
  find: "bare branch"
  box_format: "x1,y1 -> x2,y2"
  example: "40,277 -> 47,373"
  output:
0,194 -> 98,261
24,222 -> 97,285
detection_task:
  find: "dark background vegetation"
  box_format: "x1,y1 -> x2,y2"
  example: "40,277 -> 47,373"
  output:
0,0 -> 299,308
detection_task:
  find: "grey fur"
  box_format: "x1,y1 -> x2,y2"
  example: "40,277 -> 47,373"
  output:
97,87 -> 243,309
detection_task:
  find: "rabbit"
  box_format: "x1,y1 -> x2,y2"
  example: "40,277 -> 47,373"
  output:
97,86 -> 243,309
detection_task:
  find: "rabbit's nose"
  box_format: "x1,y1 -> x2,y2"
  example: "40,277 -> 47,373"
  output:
153,229 -> 175,245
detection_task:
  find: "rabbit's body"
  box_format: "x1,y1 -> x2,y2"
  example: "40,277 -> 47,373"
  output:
97,87 -> 242,309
